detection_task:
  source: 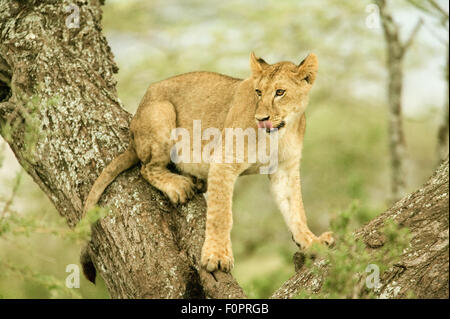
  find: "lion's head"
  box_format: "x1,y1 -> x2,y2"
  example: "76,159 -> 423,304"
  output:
250,52 -> 318,133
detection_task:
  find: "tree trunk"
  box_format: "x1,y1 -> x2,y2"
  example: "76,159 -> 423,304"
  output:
272,157 -> 449,299
0,0 -> 244,299
377,0 -> 423,202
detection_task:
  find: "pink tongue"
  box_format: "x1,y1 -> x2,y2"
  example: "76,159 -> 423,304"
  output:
258,120 -> 273,129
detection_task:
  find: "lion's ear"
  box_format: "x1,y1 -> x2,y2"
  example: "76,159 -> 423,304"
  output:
250,52 -> 268,76
297,53 -> 318,84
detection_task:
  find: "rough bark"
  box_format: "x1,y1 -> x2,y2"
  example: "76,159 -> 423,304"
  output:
272,157 -> 449,299
377,0 -> 423,202
0,0 -> 244,299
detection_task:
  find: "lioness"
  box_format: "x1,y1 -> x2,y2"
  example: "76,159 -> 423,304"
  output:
84,52 -> 334,272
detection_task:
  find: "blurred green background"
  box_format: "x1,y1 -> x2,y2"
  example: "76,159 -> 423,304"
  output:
0,0 -> 448,298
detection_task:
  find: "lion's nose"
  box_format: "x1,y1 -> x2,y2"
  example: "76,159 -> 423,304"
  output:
255,115 -> 270,121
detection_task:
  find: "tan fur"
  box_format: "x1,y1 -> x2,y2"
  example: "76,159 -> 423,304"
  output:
84,52 -> 334,272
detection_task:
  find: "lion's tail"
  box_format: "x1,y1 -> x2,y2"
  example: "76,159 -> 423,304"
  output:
83,146 -> 139,216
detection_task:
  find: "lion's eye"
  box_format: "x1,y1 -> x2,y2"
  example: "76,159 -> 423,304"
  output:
275,89 -> 285,96
255,89 -> 262,96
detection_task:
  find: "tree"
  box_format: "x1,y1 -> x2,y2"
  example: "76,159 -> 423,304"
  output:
407,0 -> 449,164
0,0 -> 448,299
376,0 -> 424,202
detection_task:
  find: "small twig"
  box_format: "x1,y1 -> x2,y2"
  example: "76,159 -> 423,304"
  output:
402,18 -> 424,54
427,0 -> 449,21
423,23 -> 448,46
0,170 -> 23,218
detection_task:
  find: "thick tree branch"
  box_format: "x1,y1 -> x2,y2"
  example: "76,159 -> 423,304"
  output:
272,158 -> 449,299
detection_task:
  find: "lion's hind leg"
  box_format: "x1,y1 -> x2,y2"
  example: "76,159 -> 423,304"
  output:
132,100 -> 195,205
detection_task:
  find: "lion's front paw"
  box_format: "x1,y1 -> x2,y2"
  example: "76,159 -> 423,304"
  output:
201,240 -> 234,272
317,231 -> 335,247
292,231 -> 315,250
292,231 -> 335,250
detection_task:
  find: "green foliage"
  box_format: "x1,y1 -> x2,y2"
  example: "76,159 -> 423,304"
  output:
0,262 -> 82,299
296,203 -> 412,299
243,266 -> 293,299
0,167 -> 110,298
